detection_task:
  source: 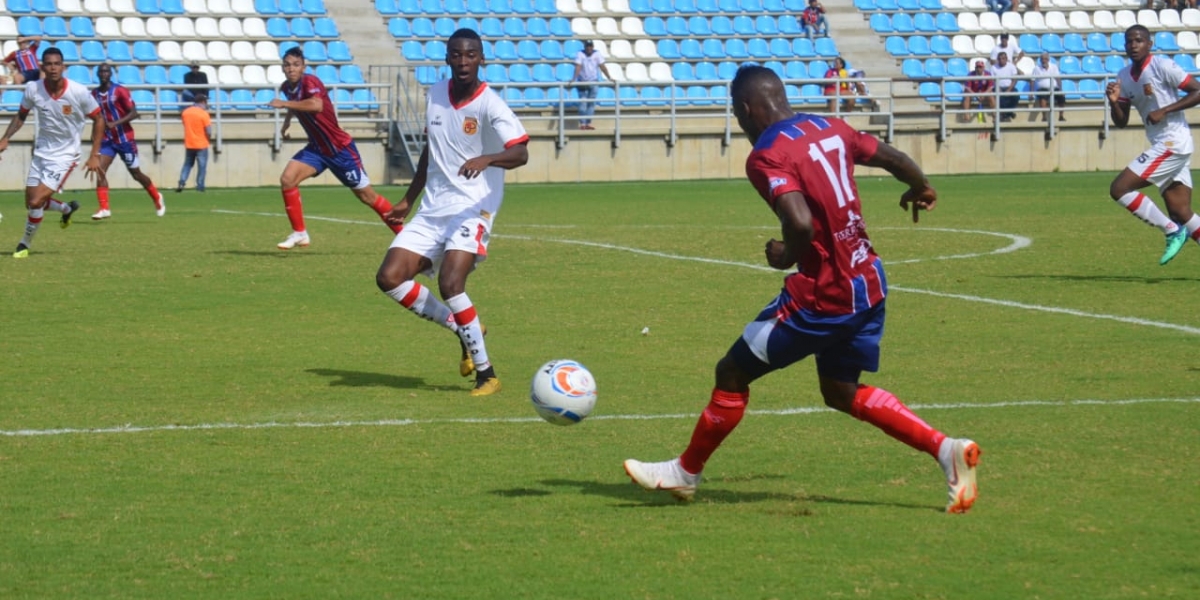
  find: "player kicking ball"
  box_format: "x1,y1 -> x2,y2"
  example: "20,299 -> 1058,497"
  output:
623,66 -> 981,513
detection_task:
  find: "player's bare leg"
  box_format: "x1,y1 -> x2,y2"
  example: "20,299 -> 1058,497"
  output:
376,246 -> 460,367
1110,169 -> 1187,264
128,166 -> 164,217
351,185 -> 403,234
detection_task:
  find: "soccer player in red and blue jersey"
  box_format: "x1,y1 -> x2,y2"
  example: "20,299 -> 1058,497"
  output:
624,66 -> 982,514
267,47 -> 400,250
89,63 -> 165,220
3,35 -> 41,85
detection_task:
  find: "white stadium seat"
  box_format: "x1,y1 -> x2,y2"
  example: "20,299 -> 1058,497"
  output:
1001,11 -> 1025,32
973,34 -> 995,55
110,0 -> 134,11
266,64 -> 285,84
218,17 -> 244,38
1091,10 -> 1115,30
957,12 -> 981,33
624,62 -> 650,82
95,17 -> 121,37
581,0 -> 605,12
605,62 -> 625,82
1114,10 -> 1137,29
1045,11 -> 1069,31
120,17 -> 146,37
1076,0 -> 1099,6
58,0 -> 85,13
962,0 -> 987,10
217,64 -> 243,85
146,17 -> 170,37
206,40 -> 231,61
1016,55 -> 1034,75
555,0 -> 579,12
195,17 -> 220,37
621,16 -> 644,36
633,38 -> 658,59
171,17 -> 196,37
952,34 -> 975,55
182,40 -> 207,62
1183,9 -> 1200,28
1137,9 -> 1160,29
243,17 -> 266,38
232,0 -> 257,14
157,40 -> 182,61
207,0 -> 234,14
1068,11 -> 1093,31
607,0 -> 630,11
230,40 -> 255,60
0,17 -> 15,38
1024,11 -> 1047,32
978,12 -> 1001,31
183,0 -> 209,15
609,38 -> 634,59
941,0 -> 962,8
1160,9 -> 1183,29
595,17 -> 619,36
592,39 -> 607,57
648,61 -> 673,82
1099,0 -> 1122,7
1,41 -> 16,58
570,17 -> 594,36
1049,0 -> 1075,6
1178,30 -> 1200,51
242,64 -> 268,86
255,40 -> 279,61
83,0 -> 109,12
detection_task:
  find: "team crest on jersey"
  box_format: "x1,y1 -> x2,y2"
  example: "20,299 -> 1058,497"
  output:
462,116 -> 478,135
1144,84 -> 1153,96
61,104 -> 72,115
769,177 -> 788,191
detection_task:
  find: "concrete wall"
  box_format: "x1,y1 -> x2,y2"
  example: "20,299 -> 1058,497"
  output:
0,125 -> 1166,192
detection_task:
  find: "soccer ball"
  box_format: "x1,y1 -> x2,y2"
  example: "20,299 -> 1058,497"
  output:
530,359 -> 597,426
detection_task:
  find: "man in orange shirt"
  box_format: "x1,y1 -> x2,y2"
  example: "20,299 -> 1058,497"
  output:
177,93 -> 212,193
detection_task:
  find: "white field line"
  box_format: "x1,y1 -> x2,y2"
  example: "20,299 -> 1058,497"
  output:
3,397 -> 1198,438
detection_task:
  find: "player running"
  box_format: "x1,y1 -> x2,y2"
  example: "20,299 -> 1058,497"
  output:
374,28 -> 529,397
0,47 -> 104,258
267,47 -> 401,250
89,63 -> 165,220
623,66 -> 981,513
1107,24 -> 1200,265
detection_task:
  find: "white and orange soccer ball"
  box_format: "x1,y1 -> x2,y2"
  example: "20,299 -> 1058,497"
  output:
530,359 -> 597,426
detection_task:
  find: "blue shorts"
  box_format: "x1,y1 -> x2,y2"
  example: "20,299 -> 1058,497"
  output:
99,139 -> 140,168
21,69 -> 40,82
291,141 -> 370,190
729,291 -> 886,384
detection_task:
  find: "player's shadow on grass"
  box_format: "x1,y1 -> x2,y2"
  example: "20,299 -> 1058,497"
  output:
306,368 -> 462,392
991,273 -> 1200,284
530,478 -> 938,512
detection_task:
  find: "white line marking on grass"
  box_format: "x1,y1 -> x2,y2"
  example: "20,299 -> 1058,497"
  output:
213,210 -> 1199,334
3,397 -> 1197,437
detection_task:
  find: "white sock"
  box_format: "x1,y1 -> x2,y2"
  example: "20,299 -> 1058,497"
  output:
47,199 -> 69,213
385,281 -> 454,330
446,292 -> 491,373
21,208 -> 44,247
1116,192 -> 1178,234
1183,215 -> 1200,243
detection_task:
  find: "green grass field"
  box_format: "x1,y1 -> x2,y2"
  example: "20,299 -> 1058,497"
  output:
1,173 -> 1197,599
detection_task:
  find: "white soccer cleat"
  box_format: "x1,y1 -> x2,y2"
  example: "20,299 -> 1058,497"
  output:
277,231 -> 310,250
623,457 -> 700,501
154,193 -> 165,217
940,438 -> 981,514
91,209 -> 111,220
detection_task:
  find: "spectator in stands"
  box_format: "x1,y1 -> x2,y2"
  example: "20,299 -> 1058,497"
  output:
1019,0 -> 1040,10
823,57 -> 854,114
1031,52 -> 1066,122
182,60 -> 209,104
986,0 -> 1012,14
801,0 -> 829,40
989,33 -> 1024,66
570,40 -> 611,131
990,51 -> 1020,122
848,68 -> 878,112
177,93 -> 212,193
961,60 -> 995,123
3,35 -> 43,86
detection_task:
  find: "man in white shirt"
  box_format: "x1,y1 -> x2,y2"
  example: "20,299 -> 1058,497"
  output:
1107,24 -> 1200,265
989,51 -> 1020,122
1031,52 -> 1065,122
0,47 -> 104,258
989,33 -> 1024,66
570,40 -> 611,130
376,29 -> 529,397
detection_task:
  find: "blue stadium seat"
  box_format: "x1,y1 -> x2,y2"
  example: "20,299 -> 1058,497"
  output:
1155,32 -> 1180,52
1041,34 -> 1064,54
921,0 -> 942,8
32,0 -> 55,11
57,41 -> 79,62
255,0 -> 278,14
785,83 -> 802,103
1081,55 -> 1104,74
749,38 -> 770,59
389,18 -> 412,37
133,40 -> 158,61
280,41 -> 299,56
253,89 -> 275,107
914,13 -> 937,33
943,81 -> 964,103
659,39 -> 682,59
876,0 -> 899,9
1061,79 -> 1080,101
5,0 -> 31,12
159,0 -> 183,13
1079,79 -> 1103,100
1086,32 -> 1109,54
412,17 -> 436,38
377,0 -> 400,14
642,86 -> 666,107
709,84 -> 728,104
508,64 -> 532,82
291,18 -> 315,37
784,61 -> 807,79
314,17 -> 338,38
523,87 -> 547,108
718,0 -> 739,12
902,58 -> 925,79
230,89 -> 256,110
935,12 -> 958,33
685,86 -> 711,106
66,65 -> 92,85
680,39 -> 702,59
532,63 -> 554,82
898,0 -> 919,9
131,89 -> 155,110
672,62 -> 694,81
279,0 -> 303,15
504,17 -> 526,37
2,89 -> 27,112
918,81 -> 942,103
267,18 -> 291,38
870,13 -> 892,33
465,0 -> 487,11
924,58 -> 947,78
484,63 -> 507,83
695,61 -> 718,80
70,16 -> 94,37
1063,33 -> 1086,54
666,16 -> 688,36
107,41 -> 133,62
733,16 -> 755,36
1175,54 -> 1197,72
516,40 -> 540,60
1105,55 -> 1127,73
726,38 -> 748,59
885,36 -> 908,57
643,16 -> 666,36
493,39 -> 516,60
1058,56 -> 1081,74
778,15 -> 802,35
550,17 -> 572,36
792,38 -> 815,58
800,84 -> 823,106
689,16 -> 711,36
402,40 -> 424,60
717,61 -> 737,80
1111,32 -> 1125,50
539,40 -> 563,60
117,65 -> 143,85
930,35 -> 953,56
763,0 -> 784,10
302,41 -> 327,61
144,65 -> 168,85
398,0 -> 420,13
853,0 -> 875,8
315,64 -> 339,82
770,38 -> 792,58
629,0 -> 652,12
443,0 -> 466,13
527,17 -> 550,36
303,0 -> 326,13
755,15 -> 778,36
616,86 -> 639,108
480,17 -> 502,37
711,16 -> 732,36
554,62 -> 573,82
764,61 -> 785,78
740,0 -> 763,11
414,65 -> 441,84
809,59 -> 829,76
424,40 -> 446,60
892,14 -> 915,33
1019,33 -> 1041,55
674,0 -> 696,12
947,57 -> 968,77
512,0 -> 536,14
534,0 -> 556,13
42,16 -> 68,38
815,37 -> 838,57
17,17 -> 41,36
167,65 -> 189,84
330,41 -> 354,62
434,17 -> 456,38
489,0 -> 512,13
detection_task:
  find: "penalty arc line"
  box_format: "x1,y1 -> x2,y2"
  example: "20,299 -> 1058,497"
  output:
2,397 -> 1197,437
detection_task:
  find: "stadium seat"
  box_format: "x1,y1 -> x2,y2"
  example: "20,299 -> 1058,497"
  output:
42,16 -> 68,38
893,14 -> 915,33
1041,33 -> 1064,53
1162,9 -> 1184,31
434,17 -> 457,38
814,37 -> 838,57
607,39 -> 632,59
648,62 -> 672,82
902,58 -> 925,79
1103,54 -> 1126,73
1091,10 -> 1115,30
633,38 -> 657,59
1058,54 -> 1081,74
915,13 -> 937,33
230,40 -> 255,61
157,40 -> 182,61
658,39 -> 682,59
946,57 -> 968,77
256,40 -> 280,61
783,60 -> 806,80
770,38 -> 792,58
1137,9 -> 1160,29
314,17 -> 338,38
951,34 -> 974,55
1045,11 -> 1069,31
67,16 -> 94,37
65,65 -> 92,85
106,40 -> 132,62
1001,11 -> 1024,32
907,36 -> 932,57
195,17 -> 222,37
56,41 -> 80,62
490,39 -> 516,61
732,15 -> 755,36
924,59 -> 948,79
701,38 -> 723,59
1082,56 -> 1105,74
1114,9 -> 1137,29
1063,33 -> 1086,53
1024,11 -> 1047,32
1078,78 -> 1103,100
315,64 -> 338,83
1179,30 -> 1200,51
978,12 -> 1001,31
918,81 -> 942,103
1111,31 -> 1125,50
792,38 -> 815,58
79,0 -> 105,13
1156,32 -> 1181,52
666,16 -> 688,36
957,12 -> 980,33
483,63 -> 506,83
748,38 -> 770,59
572,16 -> 596,36
1018,33 -> 1041,55
207,41 -> 231,61
1183,8 -> 1200,28
159,0 -> 184,13
241,64 -> 268,86
711,16 -> 732,36
328,41 -> 351,61
974,34 -> 995,55
377,0 -> 400,13
688,16 -> 711,36
300,40 -> 325,61
115,64 -> 141,85
778,14 -> 801,35
132,40 -> 158,61
870,13 -> 893,33
931,35 -> 953,56
389,18 -> 411,37
1175,53 -> 1197,72
885,36 -> 908,56
725,38 -> 748,59
935,12 -> 959,33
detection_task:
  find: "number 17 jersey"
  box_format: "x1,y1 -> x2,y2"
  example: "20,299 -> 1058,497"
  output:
745,114 -> 885,316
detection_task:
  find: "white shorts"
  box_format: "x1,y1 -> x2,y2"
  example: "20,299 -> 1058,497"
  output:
26,156 -> 78,192
1127,144 -> 1193,191
389,210 -> 493,277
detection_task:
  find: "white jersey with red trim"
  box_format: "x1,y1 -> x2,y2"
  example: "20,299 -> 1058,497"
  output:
1118,55 -> 1194,154
20,78 -> 101,162
421,81 -> 528,219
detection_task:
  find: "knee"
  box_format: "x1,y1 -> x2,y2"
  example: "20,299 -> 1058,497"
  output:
1109,182 -> 1129,201
819,379 -> 857,413
376,269 -> 402,293
714,355 -> 752,392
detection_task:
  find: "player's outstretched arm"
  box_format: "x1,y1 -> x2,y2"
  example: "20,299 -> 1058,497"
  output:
865,143 -> 936,223
83,112 -> 105,177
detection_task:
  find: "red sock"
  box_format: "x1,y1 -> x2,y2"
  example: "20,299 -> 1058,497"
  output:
850,385 -> 945,457
97,187 -> 110,210
371,195 -> 402,233
146,183 -> 160,205
679,389 -> 748,474
282,187 -> 305,232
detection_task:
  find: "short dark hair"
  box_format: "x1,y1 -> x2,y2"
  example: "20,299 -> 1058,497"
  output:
42,46 -> 63,62
449,28 -> 482,44
283,46 -> 305,61
194,92 -> 207,102
1126,24 -> 1151,39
